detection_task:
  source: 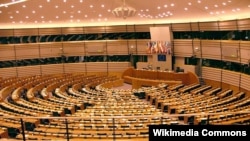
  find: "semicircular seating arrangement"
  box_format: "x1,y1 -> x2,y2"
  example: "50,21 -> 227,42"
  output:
0,73 -> 250,140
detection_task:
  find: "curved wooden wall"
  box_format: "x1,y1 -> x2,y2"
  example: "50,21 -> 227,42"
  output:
0,62 -> 130,78
202,67 -> 250,95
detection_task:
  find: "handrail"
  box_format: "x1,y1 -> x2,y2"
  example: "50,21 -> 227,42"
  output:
1,110 -> 249,120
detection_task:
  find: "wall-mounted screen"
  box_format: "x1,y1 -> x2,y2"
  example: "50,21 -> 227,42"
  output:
158,54 -> 166,61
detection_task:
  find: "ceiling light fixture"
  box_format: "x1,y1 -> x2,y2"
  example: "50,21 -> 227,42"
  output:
112,0 -> 136,19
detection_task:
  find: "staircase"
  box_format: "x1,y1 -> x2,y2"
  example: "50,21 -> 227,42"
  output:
198,77 -> 206,85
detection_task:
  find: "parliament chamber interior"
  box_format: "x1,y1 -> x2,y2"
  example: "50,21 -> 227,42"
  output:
0,0 -> 250,140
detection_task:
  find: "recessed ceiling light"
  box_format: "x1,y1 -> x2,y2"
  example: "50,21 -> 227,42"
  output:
170,3 -> 174,6
32,10 -> 36,14
70,15 -> 73,18
164,5 -> 168,8
184,8 -> 188,10
25,16 -> 29,18
157,6 -> 161,9
84,15 -> 88,18
56,16 -> 59,18
188,2 -> 192,5
63,11 -> 66,14
10,16 -> 13,19
101,4 -> 104,8
107,9 -> 111,12
90,5 -> 93,8
22,5 -> 26,8
205,6 -> 208,9
39,5 -> 42,8
71,5 -> 74,8
214,5 -> 218,7
41,16 -> 44,18
99,14 -> 102,17
16,11 -> 19,13
55,5 -> 59,8
0,11 -> 2,13
80,0 -> 83,3
78,10 -> 81,13
222,2 -> 226,5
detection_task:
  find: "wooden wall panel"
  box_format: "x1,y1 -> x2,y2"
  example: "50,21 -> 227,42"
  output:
84,26 -> 106,33
0,45 -> 15,61
15,44 -> 40,59
135,24 -> 152,32
64,63 -> 86,73
237,18 -> 250,30
107,40 -> 128,55
105,26 -> 128,33
85,62 -> 108,72
221,70 -> 240,87
41,64 -> 64,75
108,62 -> 130,72
192,40 -> 201,58
0,29 -> 14,37
61,27 -> 84,34
127,40 -> 137,54
136,40 -> 148,55
63,42 -> 85,56
240,41 -> 250,64
221,41 -> 240,62
219,20 -> 238,31
173,39 -> 193,57
171,23 -> 191,31
199,22 -> 219,31
240,74 -> 250,91
38,28 -> 62,35
40,43 -> 62,58
0,68 -> 17,78
190,22 -> 199,31
16,66 -> 41,77
201,40 -> 221,60
85,41 -> 106,55
202,67 -> 222,82
13,29 -> 38,36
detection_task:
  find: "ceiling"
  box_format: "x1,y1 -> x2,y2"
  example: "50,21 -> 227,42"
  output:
0,0 -> 250,29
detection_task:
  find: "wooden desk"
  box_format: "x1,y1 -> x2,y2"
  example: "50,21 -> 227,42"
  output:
122,67 -> 199,86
